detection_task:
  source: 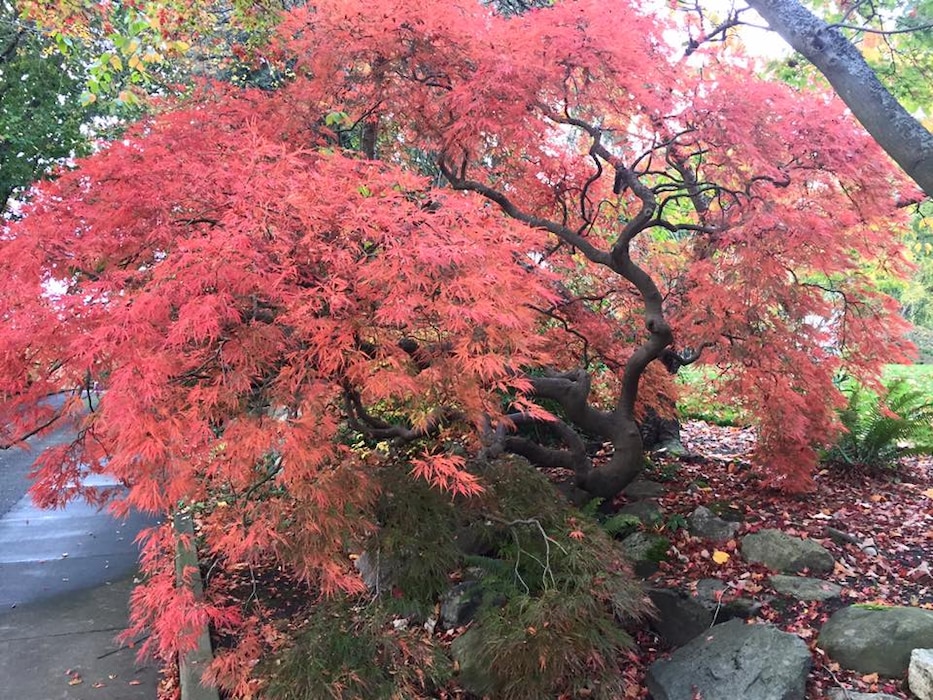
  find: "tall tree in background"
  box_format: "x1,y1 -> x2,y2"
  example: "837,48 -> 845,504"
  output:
0,0 -> 917,692
0,0 -> 88,213
695,0 -> 933,337
684,0 -> 933,198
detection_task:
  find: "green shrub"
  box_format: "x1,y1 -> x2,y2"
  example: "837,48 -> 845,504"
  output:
452,588 -> 635,700
824,378 -> 933,470
602,512 -> 643,538
366,466 -> 461,615
449,458 -> 648,700
266,457 -> 648,700
265,600 -> 450,700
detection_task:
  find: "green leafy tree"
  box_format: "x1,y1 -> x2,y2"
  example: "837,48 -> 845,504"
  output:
0,0 -> 89,213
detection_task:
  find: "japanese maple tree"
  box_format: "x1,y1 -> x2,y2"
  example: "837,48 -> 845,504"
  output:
0,0 -> 917,690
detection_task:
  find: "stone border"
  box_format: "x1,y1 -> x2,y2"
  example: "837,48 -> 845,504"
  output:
174,511 -> 221,700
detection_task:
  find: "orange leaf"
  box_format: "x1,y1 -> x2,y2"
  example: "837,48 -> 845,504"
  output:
712,550 -> 731,565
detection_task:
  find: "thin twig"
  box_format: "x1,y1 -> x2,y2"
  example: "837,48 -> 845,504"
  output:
828,21 -> 933,36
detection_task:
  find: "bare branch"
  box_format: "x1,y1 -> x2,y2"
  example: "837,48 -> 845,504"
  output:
438,157 -> 613,267
828,21 -> 933,36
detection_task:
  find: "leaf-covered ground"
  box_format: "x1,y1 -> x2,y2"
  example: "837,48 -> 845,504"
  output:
634,420 -> 933,699
158,420 -> 933,699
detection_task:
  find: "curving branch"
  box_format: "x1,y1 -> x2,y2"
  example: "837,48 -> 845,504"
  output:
343,387 -> 461,442
438,157 -> 613,266
526,369 -> 615,438
495,411 -> 594,485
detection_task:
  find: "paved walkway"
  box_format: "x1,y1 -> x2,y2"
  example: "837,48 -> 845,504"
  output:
0,426 -> 159,700
0,576 -> 159,699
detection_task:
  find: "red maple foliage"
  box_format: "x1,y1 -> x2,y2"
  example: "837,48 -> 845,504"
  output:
0,0 -> 918,687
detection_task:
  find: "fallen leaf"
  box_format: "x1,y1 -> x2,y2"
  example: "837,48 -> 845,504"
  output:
712,550 -> 730,565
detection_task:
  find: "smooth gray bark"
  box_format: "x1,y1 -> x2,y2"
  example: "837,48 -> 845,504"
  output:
745,0 -> 933,198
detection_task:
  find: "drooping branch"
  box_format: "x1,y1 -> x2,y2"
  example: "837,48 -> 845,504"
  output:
0,409 -> 62,449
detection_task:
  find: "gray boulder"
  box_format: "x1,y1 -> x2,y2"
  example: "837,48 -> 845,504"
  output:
819,605 -> 933,676
769,574 -> 842,602
741,529 -> 834,575
440,581 -> 483,629
646,618 -> 811,700
618,499 -> 662,525
648,583 -> 761,647
825,526 -> 861,546
648,588 -> 717,647
826,692 -> 902,700
624,478 -> 665,499
695,578 -> 764,618
620,531 -> 669,577
355,549 -> 395,592
909,648 -> 933,700
688,506 -> 740,541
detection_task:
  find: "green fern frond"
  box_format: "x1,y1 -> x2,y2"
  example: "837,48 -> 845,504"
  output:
826,378 -> 933,469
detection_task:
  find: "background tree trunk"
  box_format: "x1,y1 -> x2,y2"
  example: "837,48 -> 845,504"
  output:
744,0 -> 933,198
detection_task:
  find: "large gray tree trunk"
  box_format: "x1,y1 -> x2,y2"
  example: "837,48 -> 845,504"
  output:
745,0 -> 933,198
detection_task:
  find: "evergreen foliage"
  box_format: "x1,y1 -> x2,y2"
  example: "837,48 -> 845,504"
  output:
825,378 -> 933,469
267,457 -> 648,700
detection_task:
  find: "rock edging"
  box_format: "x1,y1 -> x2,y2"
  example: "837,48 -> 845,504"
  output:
174,511 -> 221,700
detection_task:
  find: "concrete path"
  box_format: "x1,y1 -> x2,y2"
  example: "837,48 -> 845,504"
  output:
0,576 -> 159,699
0,422 -> 160,699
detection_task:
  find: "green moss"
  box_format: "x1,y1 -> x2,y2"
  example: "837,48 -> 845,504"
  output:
645,535 -> 671,563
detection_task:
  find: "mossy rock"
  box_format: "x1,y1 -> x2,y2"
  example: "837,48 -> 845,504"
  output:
706,500 -> 745,522
620,531 -> 670,576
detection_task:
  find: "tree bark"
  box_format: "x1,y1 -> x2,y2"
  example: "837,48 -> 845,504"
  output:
744,0 -> 933,198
